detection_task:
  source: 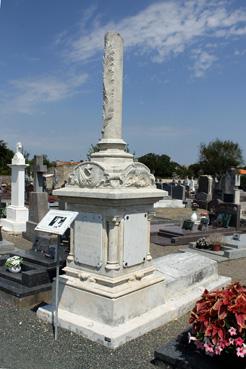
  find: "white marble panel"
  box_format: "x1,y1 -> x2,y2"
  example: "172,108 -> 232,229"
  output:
74,212 -> 103,267
123,213 -> 148,267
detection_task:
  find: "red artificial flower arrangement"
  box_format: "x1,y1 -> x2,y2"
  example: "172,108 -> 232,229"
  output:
189,282 -> 246,358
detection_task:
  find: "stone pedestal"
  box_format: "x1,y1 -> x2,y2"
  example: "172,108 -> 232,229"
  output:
1,143 -> 29,234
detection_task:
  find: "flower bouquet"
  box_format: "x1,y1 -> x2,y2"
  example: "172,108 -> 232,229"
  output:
195,237 -> 210,249
189,282 -> 246,359
5,255 -> 23,273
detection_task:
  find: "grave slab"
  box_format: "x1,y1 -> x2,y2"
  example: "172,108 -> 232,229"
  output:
187,233 -> 246,261
0,248 -> 66,306
154,329 -> 246,369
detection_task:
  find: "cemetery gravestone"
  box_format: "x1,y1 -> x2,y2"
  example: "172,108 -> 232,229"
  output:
198,175 -> 213,198
1,143 -> 29,234
172,184 -> 185,201
24,155 -> 48,242
162,183 -> 172,196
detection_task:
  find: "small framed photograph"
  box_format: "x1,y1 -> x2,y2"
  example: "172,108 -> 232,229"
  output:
35,209 -> 79,235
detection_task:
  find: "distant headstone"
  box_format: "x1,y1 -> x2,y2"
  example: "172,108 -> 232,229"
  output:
210,203 -> 240,229
198,175 -> 213,198
172,184 -> 185,201
23,155 -> 48,242
162,183 -> 172,196
220,168 -> 240,204
33,155 -> 47,192
189,178 -> 195,192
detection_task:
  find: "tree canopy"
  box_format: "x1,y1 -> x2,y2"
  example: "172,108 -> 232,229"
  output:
138,153 -> 180,178
0,140 -> 14,175
198,139 -> 243,177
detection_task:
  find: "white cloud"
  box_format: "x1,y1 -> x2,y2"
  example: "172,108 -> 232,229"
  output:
0,73 -> 88,114
59,0 -> 246,76
234,49 -> 246,56
191,49 -> 218,78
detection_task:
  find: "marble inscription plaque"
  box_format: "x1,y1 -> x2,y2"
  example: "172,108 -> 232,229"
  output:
123,213 -> 148,267
74,212 -> 103,267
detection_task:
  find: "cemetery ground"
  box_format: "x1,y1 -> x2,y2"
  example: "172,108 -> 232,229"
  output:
0,208 -> 246,369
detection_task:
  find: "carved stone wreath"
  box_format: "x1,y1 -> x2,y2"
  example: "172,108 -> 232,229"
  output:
120,163 -> 155,188
69,161 -> 155,189
69,162 -> 110,188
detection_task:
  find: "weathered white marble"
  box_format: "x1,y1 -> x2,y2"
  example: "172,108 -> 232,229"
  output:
38,252 -> 230,348
91,32 -> 132,167
1,143 -> 29,234
38,32 -> 229,348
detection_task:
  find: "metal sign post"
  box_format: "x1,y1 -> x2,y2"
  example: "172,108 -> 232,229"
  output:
35,209 -> 78,341
54,235 -> 60,341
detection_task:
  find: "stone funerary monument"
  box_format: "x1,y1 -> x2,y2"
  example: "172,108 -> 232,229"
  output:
1,143 -> 29,234
38,32 -> 230,348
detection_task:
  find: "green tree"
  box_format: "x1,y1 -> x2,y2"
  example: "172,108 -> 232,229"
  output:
26,154 -> 53,176
138,153 -> 180,178
187,163 -> 203,178
86,144 -> 100,160
199,139 -> 243,177
0,140 -> 14,175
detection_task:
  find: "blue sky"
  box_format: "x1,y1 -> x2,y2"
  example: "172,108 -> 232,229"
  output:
0,0 -> 246,165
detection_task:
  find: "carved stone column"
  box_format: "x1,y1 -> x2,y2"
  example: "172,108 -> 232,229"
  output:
105,216 -> 121,270
146,211 -> 155,261
92,32 -> 132,160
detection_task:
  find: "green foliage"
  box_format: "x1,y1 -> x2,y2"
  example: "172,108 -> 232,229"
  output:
86,144 -> 100,160
199,139 -> 243,177
137,153 -> 180,178
187,163 -> 203,178
0,140 -> 14,175
26,154 -> 53,176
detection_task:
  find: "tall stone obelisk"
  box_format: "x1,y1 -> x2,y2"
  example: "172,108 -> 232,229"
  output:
91,32 -> 132,169
38,32 -> 165,347
1,142 -> 29,234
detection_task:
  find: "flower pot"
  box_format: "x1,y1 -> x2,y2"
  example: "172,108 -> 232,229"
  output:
7,265 -> 21,273
190,211 -> 198,222
212,243 -> 221,252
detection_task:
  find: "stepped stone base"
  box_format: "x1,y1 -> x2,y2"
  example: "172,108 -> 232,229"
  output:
37,252 -> 230,348
1,205 -> 29,234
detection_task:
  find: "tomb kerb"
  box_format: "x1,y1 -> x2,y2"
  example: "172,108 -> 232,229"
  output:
50,32 -> 165,347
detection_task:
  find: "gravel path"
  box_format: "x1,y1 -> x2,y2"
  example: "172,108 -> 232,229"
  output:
0,293 -> 189,369
0,208 -> 246,369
